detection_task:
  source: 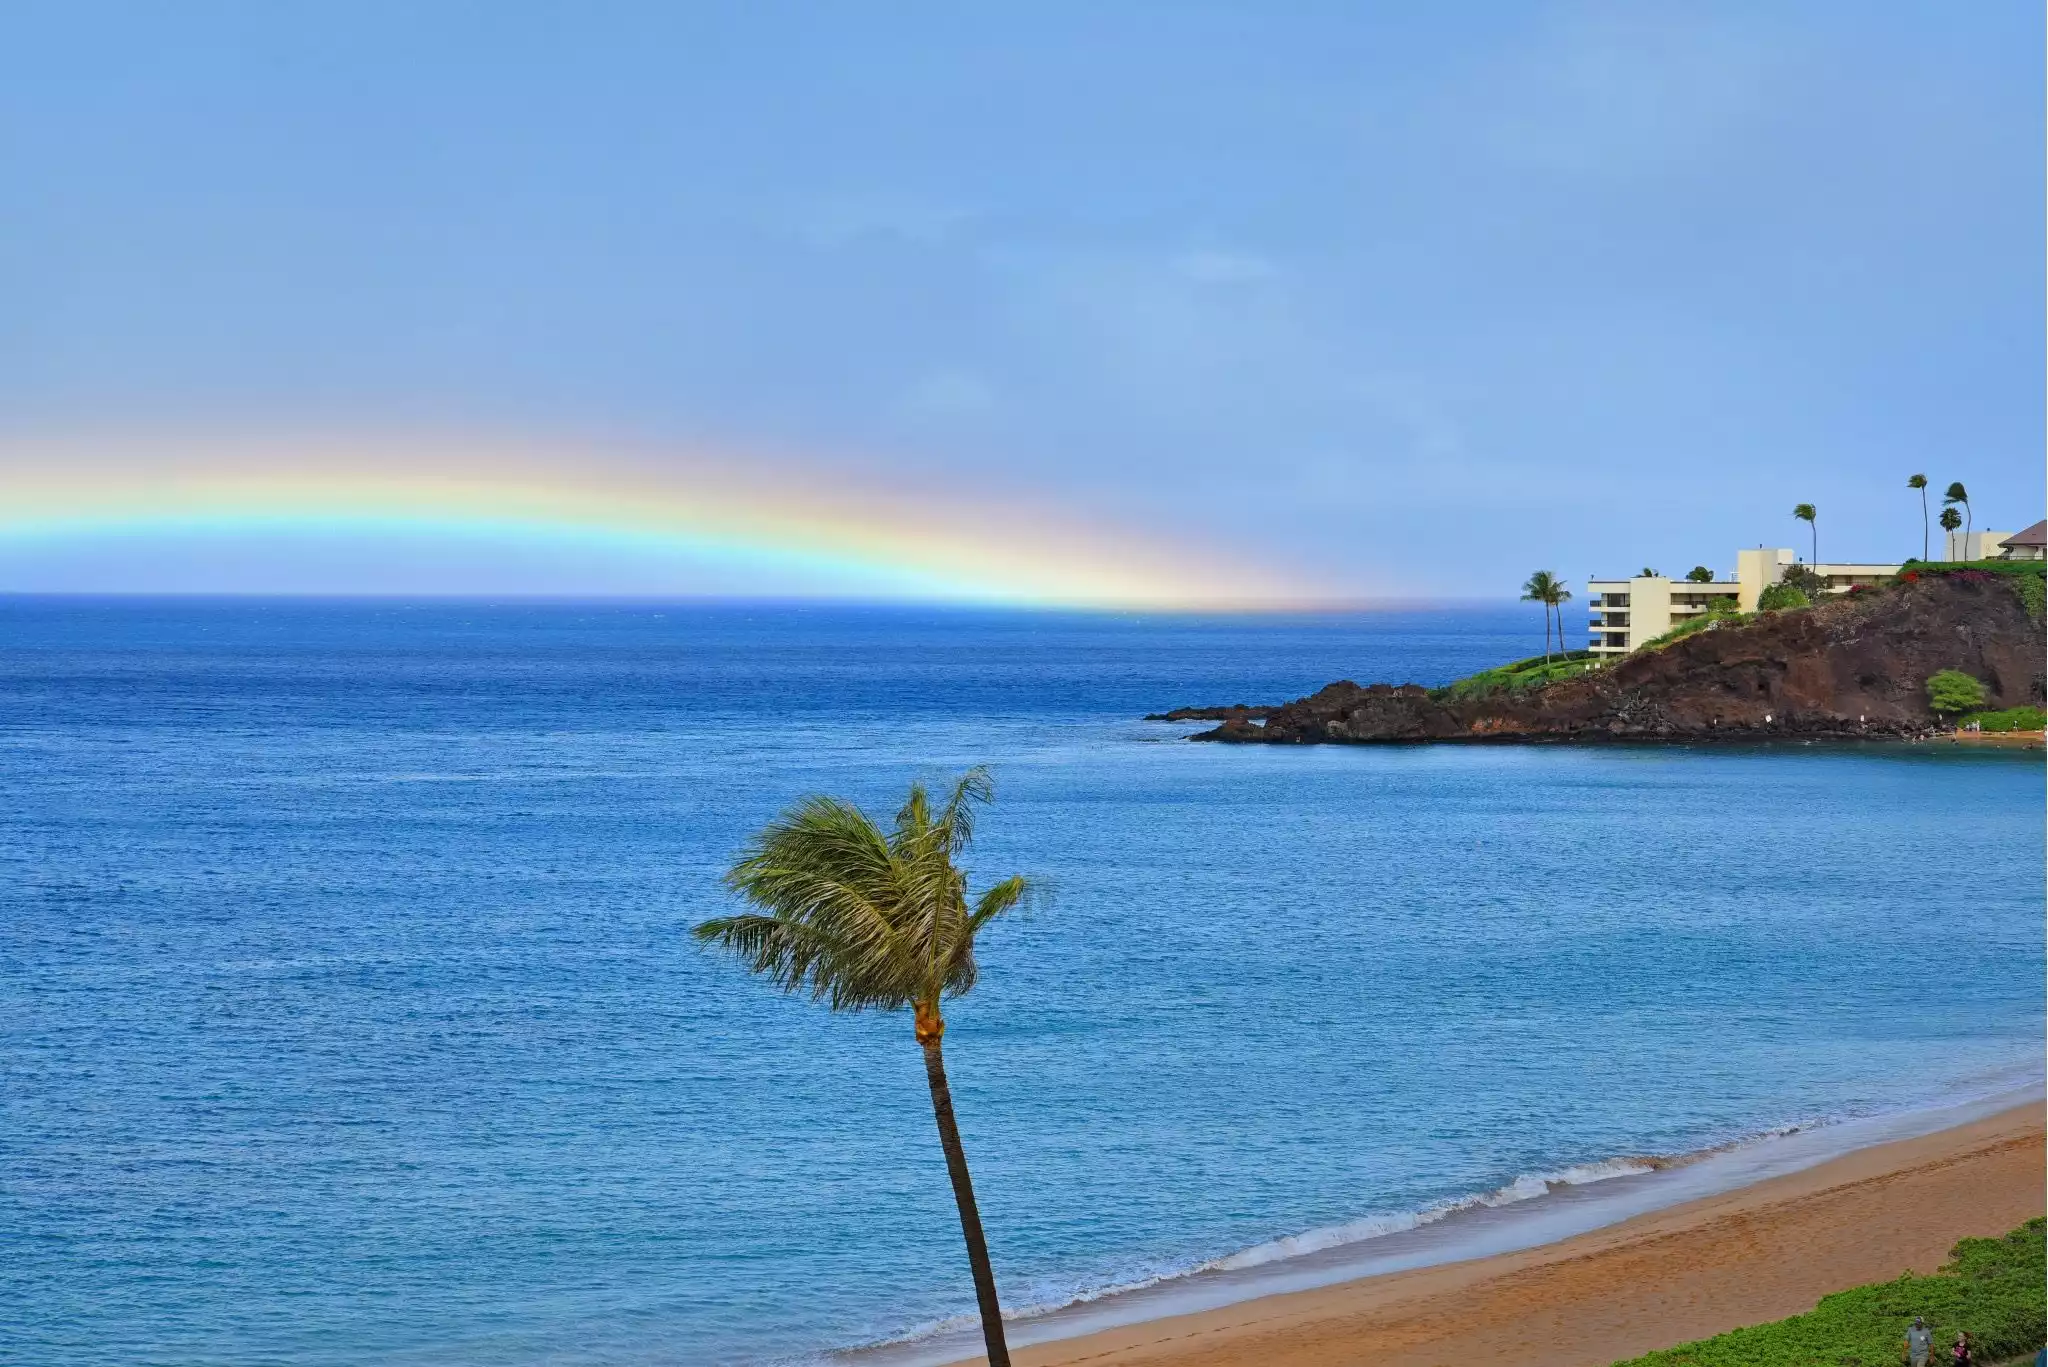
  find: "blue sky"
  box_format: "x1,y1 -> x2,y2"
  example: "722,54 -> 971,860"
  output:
3,1 -> 2041,598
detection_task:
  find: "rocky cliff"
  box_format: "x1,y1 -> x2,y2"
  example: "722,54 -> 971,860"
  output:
1157,572 -> 2044,744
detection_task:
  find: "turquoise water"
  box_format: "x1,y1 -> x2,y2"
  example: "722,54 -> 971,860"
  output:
3,598 -> 2042,1366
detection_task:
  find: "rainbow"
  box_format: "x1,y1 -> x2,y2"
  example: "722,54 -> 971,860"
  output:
0,433 -> 1320,607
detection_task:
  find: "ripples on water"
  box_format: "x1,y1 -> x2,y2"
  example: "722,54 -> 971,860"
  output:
3,598 -> 2041,1366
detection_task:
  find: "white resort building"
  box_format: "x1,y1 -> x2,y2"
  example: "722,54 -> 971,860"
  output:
1584,532 -> 2023,656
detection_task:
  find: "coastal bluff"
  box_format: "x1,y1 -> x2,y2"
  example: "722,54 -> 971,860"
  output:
1151,572 -> 2045,744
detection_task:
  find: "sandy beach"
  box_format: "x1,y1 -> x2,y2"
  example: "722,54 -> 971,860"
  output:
953,1104 -> 2044,1367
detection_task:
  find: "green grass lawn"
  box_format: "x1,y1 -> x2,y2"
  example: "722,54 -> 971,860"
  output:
1430,649 -> 1598,703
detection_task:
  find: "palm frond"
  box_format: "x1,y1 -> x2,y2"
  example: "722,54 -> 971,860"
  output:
717,796 -> 920,1007
935,766 -> 994,856
691,913 -> 905,1009
892,781 -> 933,857
940,875 -> 1033,997
698,770 -> 1033,1017
968,875 -> 1031,933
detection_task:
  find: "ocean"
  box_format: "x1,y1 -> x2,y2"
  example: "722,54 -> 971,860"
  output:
3,597 -> 2042,1367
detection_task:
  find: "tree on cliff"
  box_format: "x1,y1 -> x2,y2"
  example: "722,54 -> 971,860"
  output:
1943,482 -> 1972,556
1926,669 -> 1987,719
1793,503 -> 1818,565
1908,474 -> 1929,561
694,768 -> 1033,1367
1940,506 -> 1963,560
1521,570 -> 1566,661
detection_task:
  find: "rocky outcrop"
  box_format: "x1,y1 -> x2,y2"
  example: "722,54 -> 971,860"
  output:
1163,573 -> 2044,744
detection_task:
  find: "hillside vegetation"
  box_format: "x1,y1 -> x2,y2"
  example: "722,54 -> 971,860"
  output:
1431,650 -> 1598,702
1613,1219 -> 2044,1367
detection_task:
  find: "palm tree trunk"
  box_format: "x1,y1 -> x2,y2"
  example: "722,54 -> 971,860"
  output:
916,1007 -> 1009,1367
1965,504 -> 1972,559
1541,603 -> 1551,662
1919,490 -> 1928,561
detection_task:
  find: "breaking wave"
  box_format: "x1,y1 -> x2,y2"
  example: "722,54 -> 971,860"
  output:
1205,1153 -> 1670,1272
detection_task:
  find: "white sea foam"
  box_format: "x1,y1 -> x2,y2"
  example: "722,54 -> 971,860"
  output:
1205,1154 -> 1658,1274
1206,1211 -> 1421,1272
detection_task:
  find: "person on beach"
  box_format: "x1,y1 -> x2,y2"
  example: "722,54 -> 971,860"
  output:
1905,1317 -> 1932,1367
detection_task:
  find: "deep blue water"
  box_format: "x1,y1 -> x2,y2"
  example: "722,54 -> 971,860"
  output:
2,598 -> 2041,1367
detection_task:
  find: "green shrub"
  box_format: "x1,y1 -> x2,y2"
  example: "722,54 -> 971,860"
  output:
2016,573 -> 2045,621
1926,669 -> 1988,716
1780,565 -> 1829,601
1896,559 -> 2046,578
1757,582 -> 1810,612
1614,1218 -> 2045,1366
1964,706 -> 2046,733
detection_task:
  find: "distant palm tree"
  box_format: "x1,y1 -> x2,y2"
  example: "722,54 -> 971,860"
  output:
1907,474 -> 1929,560
1550,578 -> 1573,654
1638,567 -> 1661,578
1943,482 -> 1971,558
1939,505 -> 1963,560
1521,570 -> 1561,661
1792,504 -> 1818,565
695,768 -> 1032,1367
1685,566 -> 1715,582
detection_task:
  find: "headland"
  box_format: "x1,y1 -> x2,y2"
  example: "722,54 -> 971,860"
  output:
1152,567 -> 2044,744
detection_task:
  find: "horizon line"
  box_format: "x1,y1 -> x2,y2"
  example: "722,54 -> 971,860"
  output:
0,588 -> 1514,615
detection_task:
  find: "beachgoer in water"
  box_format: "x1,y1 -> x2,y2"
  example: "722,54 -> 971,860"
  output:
1950,1330 -> 1972,1367
1906,1317 -> 1932,1367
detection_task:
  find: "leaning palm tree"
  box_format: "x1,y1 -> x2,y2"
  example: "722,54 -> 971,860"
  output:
1792,503 -> 1818,566
1939,505 -> 1963,560
1521,570 -> 1560,661
695,768 -> 1031,1367
1907,474 -> 1929,560
1943,482 -> 1971,558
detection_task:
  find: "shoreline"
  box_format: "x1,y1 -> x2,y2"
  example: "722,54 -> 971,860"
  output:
1946,730 -> 2047,747
894,1087 -> 2045,1367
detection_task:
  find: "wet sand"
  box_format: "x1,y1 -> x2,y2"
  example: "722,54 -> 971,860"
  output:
958,1103 -> 2045,1367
